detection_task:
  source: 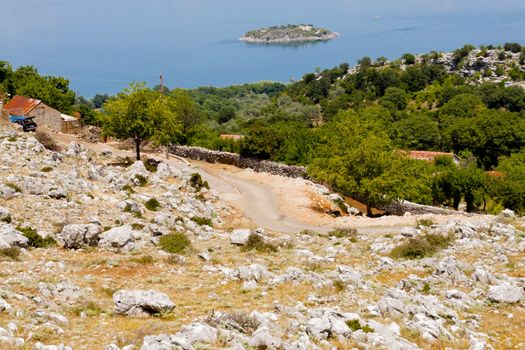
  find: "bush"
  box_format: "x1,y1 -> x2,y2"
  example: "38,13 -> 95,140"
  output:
41,166 -> 53,172
122,184 -> 135,194
0,247 -> 20,260
71,301 -> 103,317
144,158 -> 159,173
158,232 -> 191,254
144,198 -> 161,211
35,132 -> 61,152
190,173 -> 209,191
131,223 -> 145,230
1,215 -> 12,224
131,255 -> 154,264
328,228 -> 358,239
390,233 -> 454,259
416,219 -> 434,227
191,216 -> 212,226
390,238 -> 435,259
346,319 -> 374,333
16,226 -> 56,248
135,174 -> 148,187
241,233 -> 278,253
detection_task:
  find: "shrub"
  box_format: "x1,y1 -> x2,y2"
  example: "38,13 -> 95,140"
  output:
333,279 -> 346,293
5,183 -> 22,193
71,301 -> 103,317
131,223 -> 145,230
390,238 -> 435,259
135,174 -> 148,187
144,159 -> 159,173
206,312 -> 261,335
1,215 -> 12,224
424,233 -> 454,249
144,198 -> 161,211
241,233 -> 278,253
158,232 -> 191,254
390,233 -> 454,260
191,216 -> 212,226
417,219 -> 434,227
131,255 -> 154,264
328,228 -> 358,241
35,131 -> 61,152
190,173 -> 209,191
122,184 -> 135,194
346,319 -> 374,333
41,166 -> 53,172
17,226 -> 56,248
0,247 -> 20,260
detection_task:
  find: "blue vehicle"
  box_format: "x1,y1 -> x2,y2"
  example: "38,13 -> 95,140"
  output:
9,115 -> 37,132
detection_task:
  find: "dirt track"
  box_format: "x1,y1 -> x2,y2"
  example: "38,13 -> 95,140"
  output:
43,128 -> 488,235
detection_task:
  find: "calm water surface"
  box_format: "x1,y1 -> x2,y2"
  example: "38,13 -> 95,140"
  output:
1,0 -> 525,96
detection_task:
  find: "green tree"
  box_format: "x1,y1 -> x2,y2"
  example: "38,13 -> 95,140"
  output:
494,151 -> 525,213
380,87 -> 408,110
101,82 -> 181,160
170,89 -> 201,142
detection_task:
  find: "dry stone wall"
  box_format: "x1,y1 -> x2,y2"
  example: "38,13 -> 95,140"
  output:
169,145 -> 307,178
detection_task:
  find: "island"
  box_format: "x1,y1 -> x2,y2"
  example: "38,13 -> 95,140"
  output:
240,24 -> 339,44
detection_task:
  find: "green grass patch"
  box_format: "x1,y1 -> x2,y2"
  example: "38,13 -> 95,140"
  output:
71,301 -> 103,317
130,255 -> 154,264
190,216 -> 212,226
328,228 -> 358,242
158,232 -> 192,254
346,319 -> 374,333
390,233 -> 455,260
131,223 -> 145,231
144,198 -> 161,211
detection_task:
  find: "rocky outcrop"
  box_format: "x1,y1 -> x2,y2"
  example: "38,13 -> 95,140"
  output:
57,223 -> 102,249
113,290 -> 175,317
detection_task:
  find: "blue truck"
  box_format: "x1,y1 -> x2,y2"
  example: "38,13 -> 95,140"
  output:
9,115 -> 37,132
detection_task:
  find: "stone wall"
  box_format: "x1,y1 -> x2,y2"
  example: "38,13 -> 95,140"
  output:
169,145 -> 307,178
380,200 -> 473,216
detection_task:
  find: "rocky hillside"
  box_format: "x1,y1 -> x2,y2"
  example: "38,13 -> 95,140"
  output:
0,124 -> 524,349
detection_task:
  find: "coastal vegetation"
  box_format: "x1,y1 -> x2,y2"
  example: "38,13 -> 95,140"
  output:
1,42 -> 525,214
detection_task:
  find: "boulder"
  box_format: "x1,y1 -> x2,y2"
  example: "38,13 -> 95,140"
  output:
0,184 -> 17,199
58,223 -> 102,249
176,322 -> 217,345
98,225 -> 138,250
488,282 -> 524,303
237,264 -> 271,282
113,289 -> 175,317
0,223 -> 29,248
248,326 -> 281,348
230,229 -> 251,246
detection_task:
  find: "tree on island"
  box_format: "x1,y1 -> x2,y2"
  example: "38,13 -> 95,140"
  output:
101,82 -> 182,160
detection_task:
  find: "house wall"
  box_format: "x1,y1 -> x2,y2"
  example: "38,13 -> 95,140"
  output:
28,103 -> 62,131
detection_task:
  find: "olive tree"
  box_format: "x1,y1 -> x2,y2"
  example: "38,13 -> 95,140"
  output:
101,82 -> 181,160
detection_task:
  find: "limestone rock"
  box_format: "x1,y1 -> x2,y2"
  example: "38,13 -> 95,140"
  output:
113,289 -> 175,317
488,282 -> 524,303
58,223 -> 102,249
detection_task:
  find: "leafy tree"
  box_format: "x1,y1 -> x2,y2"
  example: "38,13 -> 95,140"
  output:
170,89 -> 201,141
494,151 -> 525,213
380,87 -> 408,110
101,82 -> 181,160
401,53 -> 416,65
309,111 -> 428,215
91,93 -> 110,108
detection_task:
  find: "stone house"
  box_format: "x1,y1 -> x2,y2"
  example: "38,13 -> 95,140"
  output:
3,95 -> 79,133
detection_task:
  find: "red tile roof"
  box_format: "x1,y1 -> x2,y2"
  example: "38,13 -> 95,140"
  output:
3,95 -> 41,116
